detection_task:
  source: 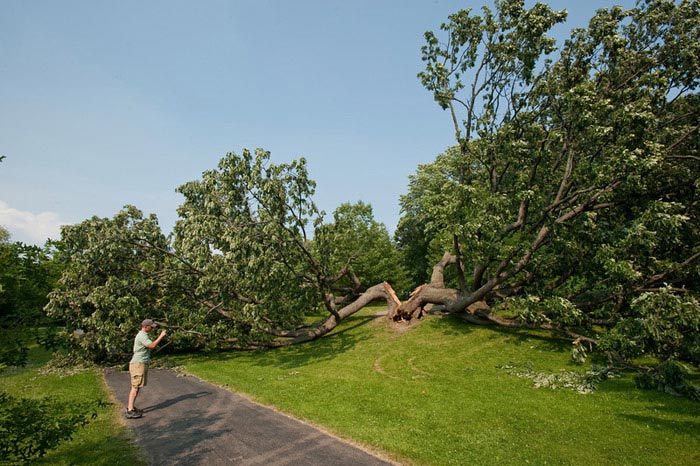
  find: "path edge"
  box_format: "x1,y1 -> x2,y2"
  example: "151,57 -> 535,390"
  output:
169,366 -> 405,466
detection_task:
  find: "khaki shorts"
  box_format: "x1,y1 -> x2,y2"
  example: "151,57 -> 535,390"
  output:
129,362 -> 148,388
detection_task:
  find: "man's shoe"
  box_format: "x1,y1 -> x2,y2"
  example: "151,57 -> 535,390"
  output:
125,409 -> 142,419
133,406 -> 144,414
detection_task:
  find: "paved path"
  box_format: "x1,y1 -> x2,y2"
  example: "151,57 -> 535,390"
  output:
104,368 -> 397,466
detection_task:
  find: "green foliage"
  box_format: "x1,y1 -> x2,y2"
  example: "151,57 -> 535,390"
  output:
394,214 -> 431,289
598,287 -> 700,363
498,295 -> 583,327
0,391 -> 99,464
173,149 -> 335,343
418,0 -> 566,140
397,147 -> 485,291
0,341 -> 27,371
634,360 -> 700,400
0,225 -> 9,244
0,243 -> 60,321
173,150 -> 409,343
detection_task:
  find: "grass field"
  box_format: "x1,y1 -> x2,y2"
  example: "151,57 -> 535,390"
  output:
173,309 -> 700,466
0,348 -> 146,466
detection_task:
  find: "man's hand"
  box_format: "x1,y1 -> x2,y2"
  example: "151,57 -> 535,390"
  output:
159,330 -> 167,338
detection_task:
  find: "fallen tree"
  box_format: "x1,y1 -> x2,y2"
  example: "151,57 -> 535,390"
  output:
45,0 -> 699,396
393,0 -> 700,395
46,151 -> 408,358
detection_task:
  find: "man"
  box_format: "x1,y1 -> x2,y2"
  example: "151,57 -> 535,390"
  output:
126,318 -> 167,419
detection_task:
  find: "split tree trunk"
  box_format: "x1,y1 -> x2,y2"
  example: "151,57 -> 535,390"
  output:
388,251 -> 597,347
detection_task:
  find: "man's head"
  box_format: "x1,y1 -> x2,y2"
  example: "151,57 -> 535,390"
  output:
141,319 -> 157,330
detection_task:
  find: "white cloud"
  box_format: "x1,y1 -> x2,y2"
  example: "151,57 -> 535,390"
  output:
0,200 -> 68,245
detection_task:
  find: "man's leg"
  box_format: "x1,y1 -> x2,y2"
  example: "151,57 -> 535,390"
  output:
128,386 -> 139,411
127,362 -> 145,417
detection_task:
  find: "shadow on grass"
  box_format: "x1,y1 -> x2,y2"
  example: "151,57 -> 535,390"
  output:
426,313 -> 478,336
597,376 -> 700,416
36,433 -> 148,466
618,412 -> 700,434
197,313 -> 377,370
257,314 -> 377,369
435,313 -> 572,352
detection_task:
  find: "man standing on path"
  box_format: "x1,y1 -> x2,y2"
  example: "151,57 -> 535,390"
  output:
126,319 -> 166,419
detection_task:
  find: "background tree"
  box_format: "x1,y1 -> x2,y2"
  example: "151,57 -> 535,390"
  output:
397,0 -> 699,395
394,153 -> 462,291
1,155 -> 64,366
1,157 -> 98,462
314,201 -> 411,302
0,228 -> 63,368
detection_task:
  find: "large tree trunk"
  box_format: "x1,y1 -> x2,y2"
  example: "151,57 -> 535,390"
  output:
264,281 -> 400,347
391,251 -> 498,321
390,252 -> 461,320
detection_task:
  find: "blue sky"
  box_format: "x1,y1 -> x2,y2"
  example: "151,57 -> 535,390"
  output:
1,0 -> 636,245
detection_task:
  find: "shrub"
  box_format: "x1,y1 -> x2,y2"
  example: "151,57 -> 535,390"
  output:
0,392 -> 99,464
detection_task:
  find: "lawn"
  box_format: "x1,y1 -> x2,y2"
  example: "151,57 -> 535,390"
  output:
173,308 -> 700,466
3,309 -> 698,465
0,347 -> 146,466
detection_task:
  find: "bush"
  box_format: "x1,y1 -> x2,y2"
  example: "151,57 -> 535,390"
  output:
0,391 -> 99,464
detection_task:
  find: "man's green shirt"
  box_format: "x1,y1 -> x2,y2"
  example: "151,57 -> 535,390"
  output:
130,330 -> 153,364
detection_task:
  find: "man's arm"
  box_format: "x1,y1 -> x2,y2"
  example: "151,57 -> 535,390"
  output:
147,330 -> 167,349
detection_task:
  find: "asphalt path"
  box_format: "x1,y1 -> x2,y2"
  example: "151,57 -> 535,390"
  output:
104,368 -> 398,466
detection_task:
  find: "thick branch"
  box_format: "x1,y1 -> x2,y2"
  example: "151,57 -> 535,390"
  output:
642,250 -> 700,288
430,252 -> 457,288
503,199 -> 529,234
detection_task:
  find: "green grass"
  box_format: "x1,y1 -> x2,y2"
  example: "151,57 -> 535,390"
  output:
1,348 -> 146,466
172,309 -> 700,466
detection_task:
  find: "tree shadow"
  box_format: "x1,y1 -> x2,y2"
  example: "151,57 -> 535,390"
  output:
137,411 -> 231,465
256,315 -> 377,369
36,434 -> 148,466
617,412 -> 700,435
415,312 -> 478,337
102,369 -> 244,465
201,314 -> 376,370
434,312 -> 572,352
597,376 -> 700,417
